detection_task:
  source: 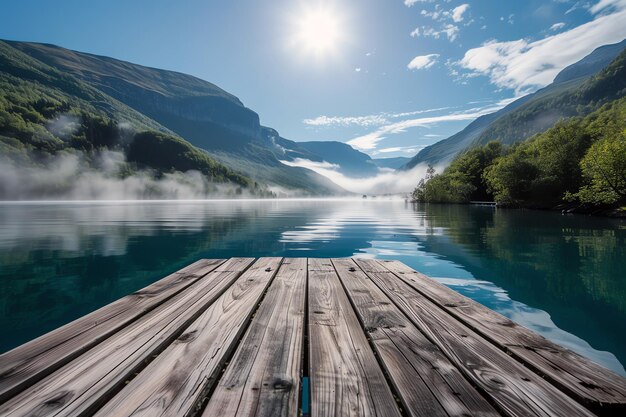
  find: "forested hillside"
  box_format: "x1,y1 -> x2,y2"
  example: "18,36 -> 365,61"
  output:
475,47 -> 626,146
403,40 -> 626,170
412,97 -> 626,212
0,41 -> 268,199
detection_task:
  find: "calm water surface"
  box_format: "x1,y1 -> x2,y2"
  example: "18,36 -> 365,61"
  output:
1,199 -> 625,375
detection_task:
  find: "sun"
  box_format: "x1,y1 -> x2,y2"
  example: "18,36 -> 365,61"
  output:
291,5 -> 345,58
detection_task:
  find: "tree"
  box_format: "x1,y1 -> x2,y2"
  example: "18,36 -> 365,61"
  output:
412,164 -> 434,202
483,150 -> 539,205
576,131 -> 626,204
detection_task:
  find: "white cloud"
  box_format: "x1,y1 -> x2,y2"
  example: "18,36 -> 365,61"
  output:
303,106 -> 452,128
377,146 -> 421,154
280,158 -> 340,172
549,22 -> 566,31
281,158 -> 436,194
407,53 -> 440,70
303,114 -> 388,127
458,4 -> 626,94
411,24 -> 459,41
565,1 -> 591,14
590,0 -> 626,13
452,4 -> 470,22
347,100 -> 512,151
355,67 -> 362,72
441,24 -> 460,41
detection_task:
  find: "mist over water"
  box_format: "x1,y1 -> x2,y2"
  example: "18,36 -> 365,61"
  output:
280,158 -> 441,194
0,150 -> 255,200
1,199 -> 624,376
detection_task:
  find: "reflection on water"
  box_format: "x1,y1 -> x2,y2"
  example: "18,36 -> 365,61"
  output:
0,200 -> 624,375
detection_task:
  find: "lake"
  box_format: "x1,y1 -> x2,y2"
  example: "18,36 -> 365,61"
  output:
0,199 -> 624,376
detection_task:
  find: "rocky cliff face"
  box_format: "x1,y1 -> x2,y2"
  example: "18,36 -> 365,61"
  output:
97,77 -> 262,140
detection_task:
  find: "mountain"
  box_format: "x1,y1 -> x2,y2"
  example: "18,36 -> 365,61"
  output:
0,40 -> 264,199
403,39 -> 626,170
7,40 -> 346,195
372,157 -> 411,170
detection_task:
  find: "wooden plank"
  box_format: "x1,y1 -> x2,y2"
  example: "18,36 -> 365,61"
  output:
355,258 -> 596,417
0,257 -> 255,417
201,258 -> 307,417
381,260 -> 626,415
307,258 -> 402,417
93,257 -> 283,417
0,258 -> 226,403
332,258 -> 499,417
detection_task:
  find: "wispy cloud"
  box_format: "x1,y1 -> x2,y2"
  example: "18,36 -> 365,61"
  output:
408,53 -> 440,70
452,4 -> 470,22
303,114 -> 388,127
590,0 -> 626,13
410,24 -> 459,41
303,106 -> 451,128
347,99 -> 514,151
376,146 -> 422,154
458,1 -> 626,94
549,22 -> 566,31
409,2 -> 467,42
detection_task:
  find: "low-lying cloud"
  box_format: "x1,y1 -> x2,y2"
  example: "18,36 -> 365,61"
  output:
0,150 -> 252,200
281,158 -> 438,195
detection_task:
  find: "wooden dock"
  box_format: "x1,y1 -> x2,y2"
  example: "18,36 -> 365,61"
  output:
1,258 -> 625,417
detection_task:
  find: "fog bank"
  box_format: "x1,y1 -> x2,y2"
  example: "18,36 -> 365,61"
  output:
281,158 -> 442,195
0,150 -> 251,200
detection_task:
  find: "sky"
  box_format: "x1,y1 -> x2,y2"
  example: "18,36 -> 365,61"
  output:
2,0 -> 626,159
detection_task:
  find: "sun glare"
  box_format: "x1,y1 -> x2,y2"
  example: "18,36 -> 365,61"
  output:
291,5 -> 345,58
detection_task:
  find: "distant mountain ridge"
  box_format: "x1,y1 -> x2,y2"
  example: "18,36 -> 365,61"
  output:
6,40 -> 349,194
372,157 -> 411,170
402,38 -> 626,170
294,141 -> 379,178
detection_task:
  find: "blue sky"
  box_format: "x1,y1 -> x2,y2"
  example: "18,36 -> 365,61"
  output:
2,0 -> 626,158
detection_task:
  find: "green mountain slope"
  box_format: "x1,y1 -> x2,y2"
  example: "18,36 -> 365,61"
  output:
0,40 -> 263,199
403,39 -> 626,170
8,40 -> 346,195
413,96 -> 626,210
475,46 -> 626,146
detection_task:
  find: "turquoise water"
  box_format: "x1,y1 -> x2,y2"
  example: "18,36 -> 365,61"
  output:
0,199 -> 624,375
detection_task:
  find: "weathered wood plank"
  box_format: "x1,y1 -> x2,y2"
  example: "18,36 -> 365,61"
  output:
332,258 -> 499,417
381,260 -> 626,415
308,258 -> 402,417
93,257 -> 283,417
355,258 -> 596,417
201,258 -> 307,417
0,257 -> 255,417
0,258 -> 226,404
